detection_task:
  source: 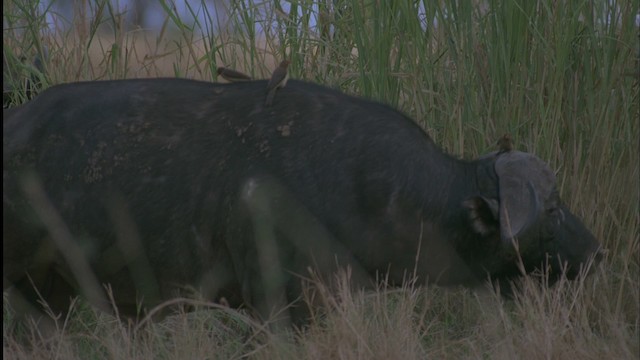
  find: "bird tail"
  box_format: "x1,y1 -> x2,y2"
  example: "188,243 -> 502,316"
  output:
265,89 -> 276,106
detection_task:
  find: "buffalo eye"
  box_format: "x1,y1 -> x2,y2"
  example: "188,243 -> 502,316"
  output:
547,189 -> 562,209
546,207 -> 565,226
463,196 -> 499,237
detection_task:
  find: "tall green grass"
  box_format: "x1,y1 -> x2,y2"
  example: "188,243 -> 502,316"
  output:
3,0 -> 638,359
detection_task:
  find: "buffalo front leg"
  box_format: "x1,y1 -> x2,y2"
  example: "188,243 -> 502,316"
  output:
230,175 -> 371,329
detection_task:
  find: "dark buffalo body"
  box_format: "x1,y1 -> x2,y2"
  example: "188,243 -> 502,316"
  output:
3,78 -> 601,324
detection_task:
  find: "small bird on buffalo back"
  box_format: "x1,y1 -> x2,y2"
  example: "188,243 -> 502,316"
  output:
265,60 -> 290,106
217,67 -> 252,82
497,133 -> 514,153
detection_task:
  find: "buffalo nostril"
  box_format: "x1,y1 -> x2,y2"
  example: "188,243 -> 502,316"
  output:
581,248 -> 606,277
594,248 -> 607,264
595,246 -> 607,259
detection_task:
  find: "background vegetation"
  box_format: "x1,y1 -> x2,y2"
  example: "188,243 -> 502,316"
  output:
3,0 -> 638,359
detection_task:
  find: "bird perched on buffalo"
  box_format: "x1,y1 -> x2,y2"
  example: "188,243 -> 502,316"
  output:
497,133 -> 514,153
217,67 -> 252,82
265,60 -> 290,106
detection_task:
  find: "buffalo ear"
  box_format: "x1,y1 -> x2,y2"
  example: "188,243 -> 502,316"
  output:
463,196 -> 499,237
494,151 -> 554,245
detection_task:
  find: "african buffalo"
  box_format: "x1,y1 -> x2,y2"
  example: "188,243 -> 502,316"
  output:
3,78 -> 602,326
